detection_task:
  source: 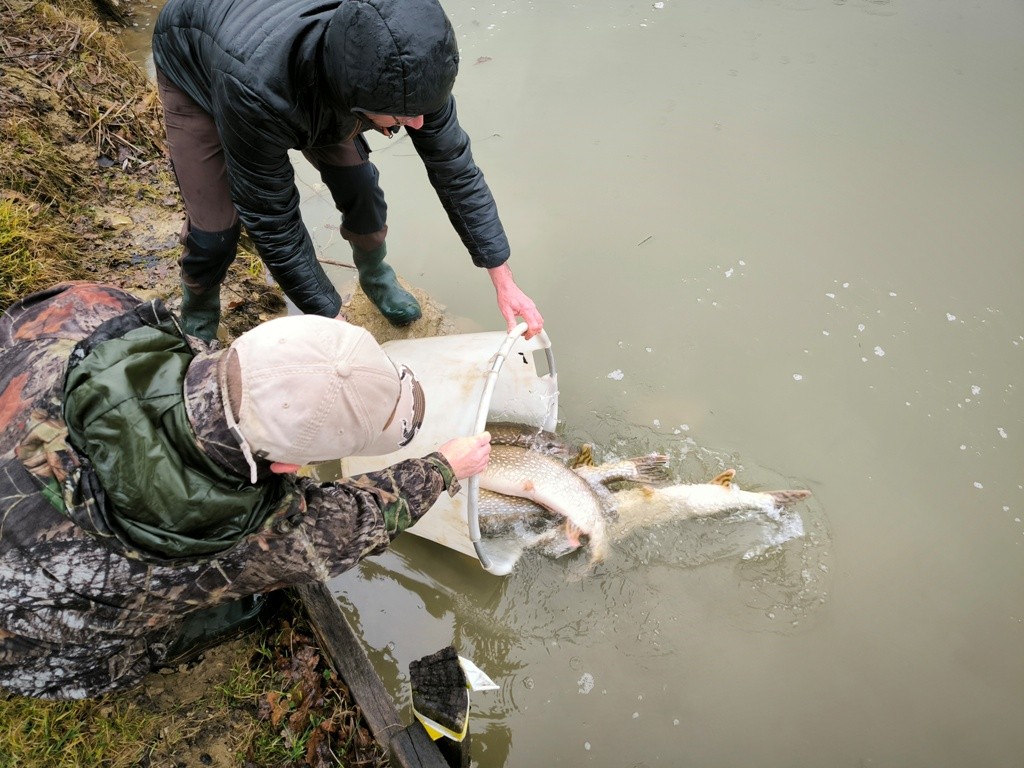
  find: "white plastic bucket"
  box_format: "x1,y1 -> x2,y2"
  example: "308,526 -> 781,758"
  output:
341,323 -> 558,574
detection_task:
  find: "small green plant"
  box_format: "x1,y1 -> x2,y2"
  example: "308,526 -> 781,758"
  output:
0,694 -> 161,768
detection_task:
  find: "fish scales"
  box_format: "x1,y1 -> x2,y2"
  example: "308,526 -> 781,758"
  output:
477,489 -> 560,537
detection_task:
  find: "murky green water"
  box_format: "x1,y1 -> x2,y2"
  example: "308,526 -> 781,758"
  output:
127,0 -> 1024,764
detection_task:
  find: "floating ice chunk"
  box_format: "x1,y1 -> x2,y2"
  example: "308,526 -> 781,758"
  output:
653,419 -> 661,428
826,293 -> 836,299
974,482 -> 983,489
998,427 -> 1008,439
653,1 -> 664,7
858,324 -> 866,332
947,313 -> 957,321
971,385 -> 981,396
725,268 -> 734,277
578,672 -> 595,694
607,369 -> 624,380
793,373 -> 803,381
874,346 -> 885,357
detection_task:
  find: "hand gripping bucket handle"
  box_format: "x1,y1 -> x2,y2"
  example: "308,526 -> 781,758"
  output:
469,322 -> 556,574
342,323 -> 557,573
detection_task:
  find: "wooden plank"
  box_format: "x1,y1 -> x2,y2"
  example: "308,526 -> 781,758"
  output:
391,722 -> 454,766
294,582 -> 450,768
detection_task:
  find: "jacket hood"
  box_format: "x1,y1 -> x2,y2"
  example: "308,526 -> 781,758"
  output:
323,0 -> 459,116
62,302 -> 281,559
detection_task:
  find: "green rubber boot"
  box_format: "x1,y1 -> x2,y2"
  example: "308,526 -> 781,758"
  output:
180,282 -> 221,342
352,244 -> 422,326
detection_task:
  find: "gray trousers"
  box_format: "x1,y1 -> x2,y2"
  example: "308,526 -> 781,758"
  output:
156,70 -> 388,293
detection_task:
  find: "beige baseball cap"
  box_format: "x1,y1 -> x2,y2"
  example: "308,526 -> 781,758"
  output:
219,315 -> 425,482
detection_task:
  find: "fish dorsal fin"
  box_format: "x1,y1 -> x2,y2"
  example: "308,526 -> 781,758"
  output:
570,444 -> 595,468
710,469 -> 736,488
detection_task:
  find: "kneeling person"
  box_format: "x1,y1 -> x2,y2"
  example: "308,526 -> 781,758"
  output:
0,282 -> 490,699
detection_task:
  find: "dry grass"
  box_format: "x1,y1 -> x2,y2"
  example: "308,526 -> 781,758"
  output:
0,198 -> 87,307
0,0 -> 167,310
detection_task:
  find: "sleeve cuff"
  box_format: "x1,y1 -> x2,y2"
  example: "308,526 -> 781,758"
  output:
424,453 -> 461,497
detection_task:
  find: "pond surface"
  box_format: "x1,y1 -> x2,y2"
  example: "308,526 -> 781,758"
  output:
127,1 -> 1024,765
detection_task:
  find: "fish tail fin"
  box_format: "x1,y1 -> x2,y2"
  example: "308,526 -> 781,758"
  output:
767,489 -> 812,506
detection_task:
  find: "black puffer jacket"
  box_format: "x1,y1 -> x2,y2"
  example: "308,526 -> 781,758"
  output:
153,0 -> 510,317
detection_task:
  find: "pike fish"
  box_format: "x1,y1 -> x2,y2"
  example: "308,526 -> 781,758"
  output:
478,453 -> 669,536
481,423 -> 669,563
480,444 -> 611,563
479,422 -> 811,563
609,469 -> 811,533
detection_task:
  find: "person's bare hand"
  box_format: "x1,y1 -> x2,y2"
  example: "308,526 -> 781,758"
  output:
488,264 -> 544,339
438,431 -> 492,480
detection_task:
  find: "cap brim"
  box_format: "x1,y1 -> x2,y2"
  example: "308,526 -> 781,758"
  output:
357,364 -> 425,456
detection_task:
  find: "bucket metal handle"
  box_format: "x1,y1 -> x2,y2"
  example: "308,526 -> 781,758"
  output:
466,322 -> 555,574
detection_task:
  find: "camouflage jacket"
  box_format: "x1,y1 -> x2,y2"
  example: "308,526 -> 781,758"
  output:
0,283 -> 457,699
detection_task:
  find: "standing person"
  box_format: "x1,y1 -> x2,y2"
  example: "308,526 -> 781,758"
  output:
152,0 -> 544,340
0,282 -> 491,699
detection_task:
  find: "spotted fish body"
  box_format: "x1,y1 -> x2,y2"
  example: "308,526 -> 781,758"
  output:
477,456 -> 669,549
480,423 -> 811,564
609,469 -> 811,532
478,489 -> 561,537
479,462 -> 811,559
480,444 -> 609,563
